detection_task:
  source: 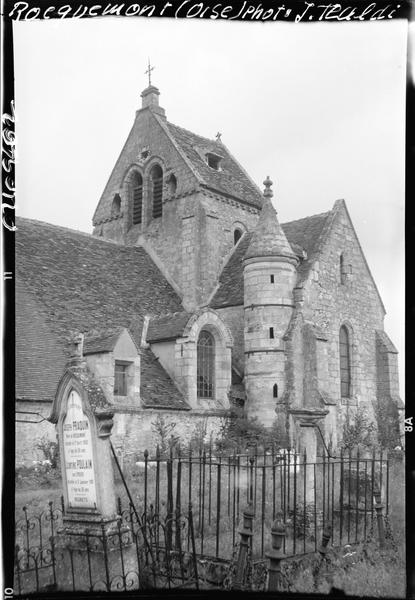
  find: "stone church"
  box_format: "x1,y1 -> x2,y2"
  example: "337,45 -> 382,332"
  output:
15,82 -> 403,463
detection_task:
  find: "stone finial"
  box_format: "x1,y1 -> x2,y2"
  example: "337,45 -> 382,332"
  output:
263,176 -> 273,199
244,175 -> 297,262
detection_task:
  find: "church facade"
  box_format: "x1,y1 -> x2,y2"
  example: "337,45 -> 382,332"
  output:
15,83 -> 403,463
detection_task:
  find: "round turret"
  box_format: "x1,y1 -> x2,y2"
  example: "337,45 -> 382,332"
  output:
243,178 -> 298,425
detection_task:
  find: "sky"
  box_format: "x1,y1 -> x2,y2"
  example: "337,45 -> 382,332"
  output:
13,16 -> 406,396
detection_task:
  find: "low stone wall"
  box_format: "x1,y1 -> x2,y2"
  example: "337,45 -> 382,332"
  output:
15,402 -> 230,465
111,408 -> 230,457
16,400 -> 57,466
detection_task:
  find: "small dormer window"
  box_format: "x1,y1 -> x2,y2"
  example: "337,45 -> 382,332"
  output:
114,361 -> 130,396
206,152 -> 222,171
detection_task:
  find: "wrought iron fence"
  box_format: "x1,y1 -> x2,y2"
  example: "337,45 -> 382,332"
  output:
14,499 -> 204,595
119,446 -> 389,559
14,448 -> 389,595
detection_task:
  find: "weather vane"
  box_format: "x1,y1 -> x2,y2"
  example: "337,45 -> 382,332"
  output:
145,58 -> 155,86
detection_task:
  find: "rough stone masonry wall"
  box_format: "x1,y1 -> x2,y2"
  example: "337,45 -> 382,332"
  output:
16,400 -> 57,466
92,107 -> 260,309
301,205 -> 386,442
244,259 -> 297,426
111,409 -> 229,457
143,191 -> 259,309
216,305 -> 245,375
375,333 -> 402,448
93,108 -> 197,239
198,193 -> 259,304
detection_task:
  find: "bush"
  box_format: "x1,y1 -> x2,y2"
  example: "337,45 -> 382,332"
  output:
189,418 -> 212,453
15,436 -> 62,489
151,415 -> 180,457
215,413 -> 288,454
341,406 -> 377,452
34,436 -> 60,471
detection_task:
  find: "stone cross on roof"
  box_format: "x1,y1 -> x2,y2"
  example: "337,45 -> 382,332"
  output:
145,59 -> 155,86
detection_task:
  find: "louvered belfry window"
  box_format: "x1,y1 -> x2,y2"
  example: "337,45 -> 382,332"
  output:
132,172 -> 143,225
151,165 -> 163,218
197,330 -> 215,399
339,326 -> 351,398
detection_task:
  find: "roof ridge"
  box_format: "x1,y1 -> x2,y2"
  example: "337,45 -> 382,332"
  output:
16,216 -> 126,246
84,326 -> 124,338
150,310 -> 189,320
281,210 -> 331,227
218,139 -> 263,202
167,121 -> 218,145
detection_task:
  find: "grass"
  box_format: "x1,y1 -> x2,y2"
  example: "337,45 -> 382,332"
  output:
15,461 -> 406,597
275,540 -> 406,598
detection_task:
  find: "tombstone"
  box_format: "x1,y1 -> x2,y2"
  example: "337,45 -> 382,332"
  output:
48,339 -> 138,591
49,340 -> 118,536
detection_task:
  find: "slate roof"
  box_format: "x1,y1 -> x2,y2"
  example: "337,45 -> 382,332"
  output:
210,211 -> 331,309
166,122 -> 264,208
83,328 -> 126,355
15,217 -> 186,409
140,348 -> 189,410
147,311 -> 191,343
245,196 -> 296,261
210,232 -> 253,309
16,279 -> 67,401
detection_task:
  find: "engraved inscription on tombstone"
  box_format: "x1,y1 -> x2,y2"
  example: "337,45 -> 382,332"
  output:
63,390 -> 97,510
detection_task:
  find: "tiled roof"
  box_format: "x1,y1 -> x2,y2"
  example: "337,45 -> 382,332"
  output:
282,211 -> 331,283
147,311 -> 191,342
166,122 -> 264,208
210,232 -> 253,309
245,197 -> 296,260
83,328 -> 125,355
210,211 -> 331,309
15,217 -> 186,408
140,348 -> 189,410
16,278 -> 67,401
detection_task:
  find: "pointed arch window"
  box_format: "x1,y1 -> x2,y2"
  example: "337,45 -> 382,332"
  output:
150,164 -> 163,218
131,172 -> 143,225
339,325 -> 351,398
197,330 -> 215,398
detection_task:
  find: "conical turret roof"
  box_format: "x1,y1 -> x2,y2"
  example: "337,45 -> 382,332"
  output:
245,177 -> 297,261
